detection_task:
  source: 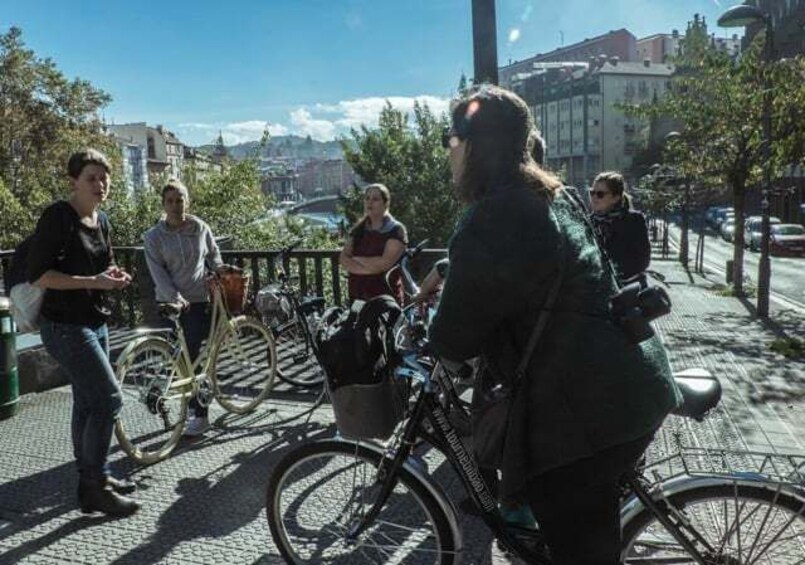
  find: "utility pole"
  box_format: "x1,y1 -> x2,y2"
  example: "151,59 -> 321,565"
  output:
472,0 -> 498,85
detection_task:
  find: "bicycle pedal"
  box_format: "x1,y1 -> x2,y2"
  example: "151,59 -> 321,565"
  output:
292,354 -> 309,364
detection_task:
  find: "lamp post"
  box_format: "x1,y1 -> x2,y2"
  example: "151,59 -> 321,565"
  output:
471,0 -> 498,85
719,4 -> 775,318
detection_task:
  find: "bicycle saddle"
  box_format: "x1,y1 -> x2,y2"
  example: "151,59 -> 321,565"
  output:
671,368 -> 721,422
299,296 -> 325,315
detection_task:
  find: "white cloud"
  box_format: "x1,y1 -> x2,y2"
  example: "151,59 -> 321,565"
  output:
521,5 -> 533,22
290,108 -> 338,141
173,94 -> 451,145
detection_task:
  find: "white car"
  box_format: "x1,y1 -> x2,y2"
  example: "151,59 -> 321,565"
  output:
720,219 -> 736,242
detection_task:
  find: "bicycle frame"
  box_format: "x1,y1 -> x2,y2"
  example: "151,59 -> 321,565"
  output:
347,353 -> 547,561
156,276 -> 235,399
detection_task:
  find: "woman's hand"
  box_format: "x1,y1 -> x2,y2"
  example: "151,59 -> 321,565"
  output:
95,270 -> 132,290
106,266 -> 133,283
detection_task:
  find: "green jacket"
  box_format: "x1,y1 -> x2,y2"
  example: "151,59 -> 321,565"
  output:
429,184 -> 681,497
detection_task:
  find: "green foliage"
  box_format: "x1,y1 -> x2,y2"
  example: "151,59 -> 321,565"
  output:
770,337 -> 804,360
0,27 -> 120,248
340,101 -> 461,246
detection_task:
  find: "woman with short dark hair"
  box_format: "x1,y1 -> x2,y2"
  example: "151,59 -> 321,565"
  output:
429,86 -> 680,564
590,171 -> 651,282
28,148 -> 139,516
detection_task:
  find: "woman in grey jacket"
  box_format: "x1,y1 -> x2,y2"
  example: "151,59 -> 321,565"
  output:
143,179 -> 228,436
430,86 -> 680,564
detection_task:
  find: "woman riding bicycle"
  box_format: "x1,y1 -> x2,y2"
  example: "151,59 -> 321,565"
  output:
429,85 -> 682,565
143,179 -> 232,437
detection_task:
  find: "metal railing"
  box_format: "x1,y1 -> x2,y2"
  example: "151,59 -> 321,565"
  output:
0,247 -> 446,328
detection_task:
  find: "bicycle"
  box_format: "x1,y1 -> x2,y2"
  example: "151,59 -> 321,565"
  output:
114,270 -> 277,464
265,254 -> 805,564
256,241 -> 327,389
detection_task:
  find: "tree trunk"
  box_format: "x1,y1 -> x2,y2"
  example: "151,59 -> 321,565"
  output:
732,183 -> 747,295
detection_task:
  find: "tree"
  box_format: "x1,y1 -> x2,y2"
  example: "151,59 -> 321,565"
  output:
625,33 -> 805,295
0,27 -> 120,247
340,101 -> 460,246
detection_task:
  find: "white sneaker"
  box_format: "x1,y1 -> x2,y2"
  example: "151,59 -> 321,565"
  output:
183,415 -> 210,437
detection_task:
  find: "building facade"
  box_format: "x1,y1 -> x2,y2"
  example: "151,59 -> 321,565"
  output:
296,159 -> 356,198
746,0 -> 805,58
500,29 -> 639,87
107,123 -> 185,179
110,135 -> 148,193
511,58 -> 674,188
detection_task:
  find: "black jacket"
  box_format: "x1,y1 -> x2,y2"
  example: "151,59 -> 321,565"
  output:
592,207 -> 650,282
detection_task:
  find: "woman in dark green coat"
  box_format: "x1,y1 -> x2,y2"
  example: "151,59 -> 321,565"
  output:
429,86 -> 681,565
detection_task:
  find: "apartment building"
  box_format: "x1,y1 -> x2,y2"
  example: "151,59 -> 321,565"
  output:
511,58 -> 674,188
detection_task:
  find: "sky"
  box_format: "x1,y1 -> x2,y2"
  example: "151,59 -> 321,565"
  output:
3,0 -> 737,146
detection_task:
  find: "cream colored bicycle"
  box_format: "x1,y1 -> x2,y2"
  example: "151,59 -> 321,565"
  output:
114,270 -> 277,464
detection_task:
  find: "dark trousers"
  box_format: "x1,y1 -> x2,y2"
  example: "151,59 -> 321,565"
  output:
179,303 -> 211,417
523,432 -> 655,565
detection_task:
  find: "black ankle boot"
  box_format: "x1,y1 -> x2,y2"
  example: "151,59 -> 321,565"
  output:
105,476 -> 136,495
78,481 -> 140,516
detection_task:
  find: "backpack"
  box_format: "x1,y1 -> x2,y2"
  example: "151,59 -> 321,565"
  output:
316,295 -> 402,391
8,208 -> 110,333
8,236 -> 45,333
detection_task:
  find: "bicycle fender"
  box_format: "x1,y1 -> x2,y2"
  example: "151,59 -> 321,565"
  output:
331,437 -> 464,557
620,473 -> 805,527
115,335 -> 167,370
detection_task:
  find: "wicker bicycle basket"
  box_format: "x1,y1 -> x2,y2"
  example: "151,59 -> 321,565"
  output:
217,272 -> 251,315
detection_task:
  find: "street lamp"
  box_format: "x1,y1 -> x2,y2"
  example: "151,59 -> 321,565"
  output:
719,4 -> 774,318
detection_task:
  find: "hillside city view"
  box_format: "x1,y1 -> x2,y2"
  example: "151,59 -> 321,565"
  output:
2,1 -> 805,564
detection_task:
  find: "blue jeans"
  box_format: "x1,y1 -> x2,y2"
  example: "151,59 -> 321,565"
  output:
39,319 -> 122,483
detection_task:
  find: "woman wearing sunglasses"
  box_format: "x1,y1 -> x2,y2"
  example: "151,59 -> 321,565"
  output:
429,85 -> 680,565
589,172 -> 651,283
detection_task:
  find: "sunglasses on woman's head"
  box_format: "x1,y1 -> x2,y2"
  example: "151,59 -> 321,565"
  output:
589,189 -> 611,199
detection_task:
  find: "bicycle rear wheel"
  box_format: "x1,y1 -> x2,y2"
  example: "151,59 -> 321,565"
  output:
114,337 -> 188,464
275,316 -> 326,388
622,483 -> 805,564
210,316 -> 277,414
266,439 -> 458,564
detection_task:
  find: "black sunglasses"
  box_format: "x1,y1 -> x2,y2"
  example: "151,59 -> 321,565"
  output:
589,189 -> 611,199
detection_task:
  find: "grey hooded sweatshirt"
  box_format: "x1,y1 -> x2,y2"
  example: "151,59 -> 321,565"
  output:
143,215 -> 223,303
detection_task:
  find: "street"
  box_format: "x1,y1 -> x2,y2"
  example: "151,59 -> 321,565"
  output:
668,222 -> 805,310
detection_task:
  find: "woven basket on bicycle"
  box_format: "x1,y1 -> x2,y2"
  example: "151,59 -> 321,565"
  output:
217,271 -> 251,315
316,296 -> 408,440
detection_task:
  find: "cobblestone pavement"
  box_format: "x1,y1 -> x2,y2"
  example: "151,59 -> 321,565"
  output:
1,245 -> 803,565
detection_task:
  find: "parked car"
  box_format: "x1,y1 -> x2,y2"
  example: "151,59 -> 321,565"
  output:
769,224 -> 805,257
745,216 -> 782,251
707,206 -> 734,229
720,219 -> 737,242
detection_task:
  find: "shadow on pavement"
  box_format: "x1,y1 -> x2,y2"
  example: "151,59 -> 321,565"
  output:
107,420 -> 334,565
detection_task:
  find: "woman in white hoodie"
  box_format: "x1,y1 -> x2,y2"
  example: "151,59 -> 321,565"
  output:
143,179 -> 228,436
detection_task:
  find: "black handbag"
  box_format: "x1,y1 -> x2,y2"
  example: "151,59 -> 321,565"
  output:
471,227 -> 566,469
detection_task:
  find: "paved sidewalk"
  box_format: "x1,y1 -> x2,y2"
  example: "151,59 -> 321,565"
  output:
1,245 -> 803,565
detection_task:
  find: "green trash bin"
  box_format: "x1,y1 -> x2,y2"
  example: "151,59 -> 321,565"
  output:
0,297 -> 19,420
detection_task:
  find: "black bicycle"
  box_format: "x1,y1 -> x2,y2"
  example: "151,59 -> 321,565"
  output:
265,253 -> 805,564
256,241 -> 327,389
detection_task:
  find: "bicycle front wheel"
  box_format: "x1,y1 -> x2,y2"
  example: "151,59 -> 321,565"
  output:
210,316 -> 277,414
266,439 -> 458,565
275,317 -> 326,388
115,337 -> 188,464
622,483 -> 805,564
